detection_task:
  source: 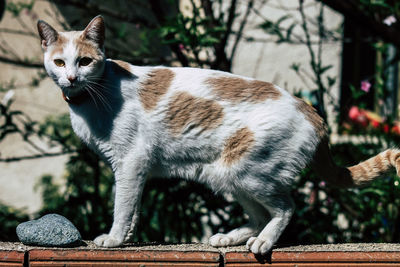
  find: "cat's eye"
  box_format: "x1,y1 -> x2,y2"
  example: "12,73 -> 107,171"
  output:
79,57 -> 93,67
54,59 -> 65,67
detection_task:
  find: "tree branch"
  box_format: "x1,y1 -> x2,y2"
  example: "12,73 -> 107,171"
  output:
0,28 -> 38,38
0,151 -> 75,162
0,56 -> 43,68
299,0 -> 327,122
212,0 -> 237,71
200,0 -> 216,25
230,0 -> 254,62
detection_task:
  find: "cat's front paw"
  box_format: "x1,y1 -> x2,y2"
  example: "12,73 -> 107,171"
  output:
94,234 -> 123,247
246,237 -> 273,255
209,233 -> 234,247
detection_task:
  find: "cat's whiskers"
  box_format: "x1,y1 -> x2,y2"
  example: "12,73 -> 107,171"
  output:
82,85 -> 100,110
86,80 -> 115,96
86,81 -> 115,109
84,83 -> 112,112
86,76 -> 123,93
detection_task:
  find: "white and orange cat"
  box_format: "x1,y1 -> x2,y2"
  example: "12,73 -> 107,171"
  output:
37,16 -> 400,254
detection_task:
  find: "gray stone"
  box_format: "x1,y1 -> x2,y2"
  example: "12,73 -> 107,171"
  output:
16,213 -> 82,247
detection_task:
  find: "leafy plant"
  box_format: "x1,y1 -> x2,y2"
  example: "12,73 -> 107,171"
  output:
0,202 -> 28,241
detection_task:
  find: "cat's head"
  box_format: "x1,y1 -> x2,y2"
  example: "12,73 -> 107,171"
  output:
37,16 -> 106,99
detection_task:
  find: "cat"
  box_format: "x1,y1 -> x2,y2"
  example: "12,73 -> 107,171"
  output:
37,15 -> 400,255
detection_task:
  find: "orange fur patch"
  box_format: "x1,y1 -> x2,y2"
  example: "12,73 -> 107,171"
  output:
221,127 -> 255,165
74,37 -> 102,60
348,164 -> 368,181
112,60 -> 131,73
166,92 -> 224,136
110,60 -> 134,78
49,34 -> 68,57
295,98 -> 327,139
139,68 -> 175,111
207,76 -> 281,102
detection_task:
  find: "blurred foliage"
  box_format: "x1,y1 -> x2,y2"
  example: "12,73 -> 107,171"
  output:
357,0 -> 400,22
0,202 -> 28,241
1,0 -> 400,248
282,141 -> 400,245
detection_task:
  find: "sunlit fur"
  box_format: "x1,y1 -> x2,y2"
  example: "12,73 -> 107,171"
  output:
38,16 -> 400,255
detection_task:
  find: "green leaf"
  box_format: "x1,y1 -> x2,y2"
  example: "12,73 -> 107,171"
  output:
359,188 -> 386,197
276,15 -> 291,26
327,76 -> 336,87
258,20 -> 274,30
290,63 -> 301,72
319,65 -> 333,74
349,84 -> 365,99
286,23 -> 296,41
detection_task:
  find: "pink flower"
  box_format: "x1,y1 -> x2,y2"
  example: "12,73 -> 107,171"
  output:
348,106 -> 368,127
383,15 -> 397,26
361,80 -> 371,93
348,106 -> 361,120
178,44 -> 185,51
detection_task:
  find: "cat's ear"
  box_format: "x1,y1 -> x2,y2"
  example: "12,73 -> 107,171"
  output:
82,15 -> 105,48
37,20 -> 58,49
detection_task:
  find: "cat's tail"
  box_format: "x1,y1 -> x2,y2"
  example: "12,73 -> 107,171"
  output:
313,138 -> 400,188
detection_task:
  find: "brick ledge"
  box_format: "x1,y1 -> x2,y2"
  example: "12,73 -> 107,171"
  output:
2,242 -> 400,266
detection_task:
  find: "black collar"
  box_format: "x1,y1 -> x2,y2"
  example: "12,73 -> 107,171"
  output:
62,90 -> 90,105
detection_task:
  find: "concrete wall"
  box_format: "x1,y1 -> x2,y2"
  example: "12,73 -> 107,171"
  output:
0,1 -> 68,214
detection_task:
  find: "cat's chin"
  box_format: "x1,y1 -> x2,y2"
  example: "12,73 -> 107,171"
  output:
61,85 -> 86,98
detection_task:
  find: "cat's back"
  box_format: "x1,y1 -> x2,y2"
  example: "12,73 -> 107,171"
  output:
111,62 -> 325,141
129,64 -> 293,112
118,63 -> 324,143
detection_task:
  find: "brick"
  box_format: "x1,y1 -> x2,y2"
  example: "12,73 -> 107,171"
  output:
29,249 -> 221,266
0,250 -> 25,267
225,251 -> 400,266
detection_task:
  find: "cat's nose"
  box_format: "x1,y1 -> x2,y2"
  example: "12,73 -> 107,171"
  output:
67,76 -> 77,84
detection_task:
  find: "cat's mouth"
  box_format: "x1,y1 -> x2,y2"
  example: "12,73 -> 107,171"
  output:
61,81 -> 85,91
67,81 -> 82,89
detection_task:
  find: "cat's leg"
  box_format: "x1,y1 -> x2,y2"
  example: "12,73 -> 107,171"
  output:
209,193 -> 269,247
94,151 -> 149,247
246,194 -> 294,255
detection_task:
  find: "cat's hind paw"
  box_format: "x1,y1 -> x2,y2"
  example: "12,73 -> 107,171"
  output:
94,234 -> 123,247
209,233 -> 234,247
246,237 -> 273,255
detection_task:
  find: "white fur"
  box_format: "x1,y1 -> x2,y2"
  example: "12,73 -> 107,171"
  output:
39,18 -> 321,255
